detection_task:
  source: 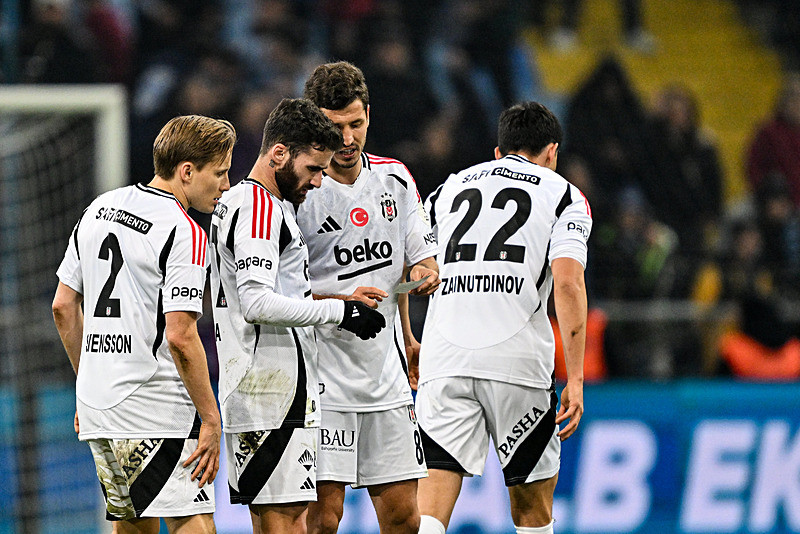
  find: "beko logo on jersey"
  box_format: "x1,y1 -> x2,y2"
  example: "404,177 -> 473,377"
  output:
567,221 -> 589,239
498,405 -> 545,458
171,286 -> 203,299
235,256 -> 273,272
96,207 -> 152,234
84,333 -> 132,354
334,239 -> 393,266
492,167 -> 541,184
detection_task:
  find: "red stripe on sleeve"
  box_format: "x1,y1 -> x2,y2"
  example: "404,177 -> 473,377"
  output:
579,190 -> 592,218
258,187 -> 266,239
176,201 -> 198,264
251,185 -> 259,238
266,192 -> 273,240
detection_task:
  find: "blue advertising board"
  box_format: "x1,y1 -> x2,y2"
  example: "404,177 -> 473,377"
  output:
2,381 -> 799,533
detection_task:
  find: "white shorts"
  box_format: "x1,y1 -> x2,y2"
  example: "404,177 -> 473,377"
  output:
317,405 -> 428,487
415,377 -> 560,486
226,427 -> 317,505
89,435 -> 214,520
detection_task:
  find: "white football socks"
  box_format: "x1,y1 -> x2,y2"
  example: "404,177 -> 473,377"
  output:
419,515 -> 446,534
515,520 -> 554,534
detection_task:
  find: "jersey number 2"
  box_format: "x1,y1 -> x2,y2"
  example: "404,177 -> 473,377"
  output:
94,233 -> 123,318
444,187 -> 531,264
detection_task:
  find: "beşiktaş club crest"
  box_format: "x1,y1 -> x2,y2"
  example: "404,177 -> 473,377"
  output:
380,193 -> 397,222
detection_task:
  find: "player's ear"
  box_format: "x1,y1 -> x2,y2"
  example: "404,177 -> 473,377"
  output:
545,142 -> 558,169
178,162 -> 193,183
270,143 -> 288,167
494,147 -> 502,160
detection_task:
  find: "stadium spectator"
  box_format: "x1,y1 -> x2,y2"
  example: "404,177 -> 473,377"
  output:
564,56 -> 659,217
228,88 -> 283,184
52,114 -> 235,528
591,186 -> 697,378
84,0 -> 134,85
643,84 -> 724,293
747,71 -> 800,207
532,0 -> 656,53
754,173 -> 800,298
18,0 -> 101,83
361,31 -> 439,160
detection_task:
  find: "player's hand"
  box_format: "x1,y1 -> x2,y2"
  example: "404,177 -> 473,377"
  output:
350,286 -> 388,309
183,418 -> 222,487
556,380 -> 584,441
339,301 -> 386,340
406,336 -> 421,390
409,265 -> 441,296
74,410 -> 80,434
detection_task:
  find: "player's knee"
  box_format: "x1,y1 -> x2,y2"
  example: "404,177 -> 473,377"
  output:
309,508 -> 342,534
380,503 -> 420,534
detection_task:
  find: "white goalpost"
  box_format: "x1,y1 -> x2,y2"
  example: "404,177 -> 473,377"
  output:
0,84 -> 128,533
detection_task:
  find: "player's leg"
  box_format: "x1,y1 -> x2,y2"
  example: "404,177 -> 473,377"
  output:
415,378 -> 489,533
508,474 -> 558,530
226,427 -> 317,534
480,380 -> 561,533
356,406 -> 427,534
89,432 -> 216,529
307,410 -> 362,534
417,469 -> 463,532
164,513 -> 217,533
306,481 -> 346,534
111,518 -> 160,534
369,479 -> 420,534
250,502 -> 308,533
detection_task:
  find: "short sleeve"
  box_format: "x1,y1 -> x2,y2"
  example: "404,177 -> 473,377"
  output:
162,216 -> 209,315
550,183 -> 592,268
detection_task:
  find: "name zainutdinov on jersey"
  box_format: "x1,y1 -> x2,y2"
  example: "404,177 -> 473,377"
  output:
439,274 -> 524,296
84,333 -> 132,354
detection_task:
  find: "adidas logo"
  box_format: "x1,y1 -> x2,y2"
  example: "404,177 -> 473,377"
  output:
351,307 -> 360,317
193,489 -> 210,503
300,477 -> 316,490
317,216 -> 342,234
297,449 -> 315,471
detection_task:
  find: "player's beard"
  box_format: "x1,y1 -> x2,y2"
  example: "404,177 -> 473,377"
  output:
275,157 -> 309,206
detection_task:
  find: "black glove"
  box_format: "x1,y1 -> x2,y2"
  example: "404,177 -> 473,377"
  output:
339,301 -> 386,340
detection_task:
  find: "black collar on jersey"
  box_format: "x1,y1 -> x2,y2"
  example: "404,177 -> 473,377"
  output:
504,153 -> 533,165
136,182 -> 179,200
242,177 -> 281,200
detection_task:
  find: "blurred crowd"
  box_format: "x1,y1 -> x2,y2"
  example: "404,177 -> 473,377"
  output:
5,0 -> 800,380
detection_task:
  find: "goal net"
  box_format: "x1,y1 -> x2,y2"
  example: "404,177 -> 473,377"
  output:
0,85 -> 127,533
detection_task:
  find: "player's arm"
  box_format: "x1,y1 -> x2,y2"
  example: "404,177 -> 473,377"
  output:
398,291 -> 420,390
52,282 -> 84,375
312,287 -> 388,309
551,256 -> 587,441
164,310 -> 221,487
408,256 -> 440,296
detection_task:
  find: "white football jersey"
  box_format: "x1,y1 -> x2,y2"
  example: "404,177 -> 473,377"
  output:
295,153 -> 437,411
420,154 -> 592,389
57,184 -> 208,439
210,179 -> 343,432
